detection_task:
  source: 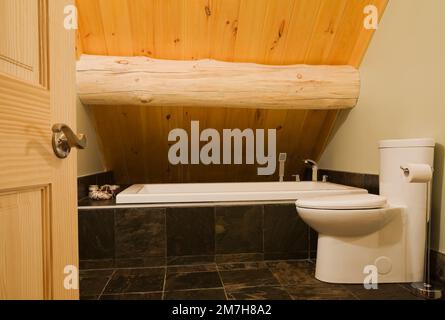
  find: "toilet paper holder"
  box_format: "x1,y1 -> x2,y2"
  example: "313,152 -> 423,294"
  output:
400,165 -> 434,174
400,166 -> 410,174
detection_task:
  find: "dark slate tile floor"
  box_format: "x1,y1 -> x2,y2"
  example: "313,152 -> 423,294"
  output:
80,260 -> 438,301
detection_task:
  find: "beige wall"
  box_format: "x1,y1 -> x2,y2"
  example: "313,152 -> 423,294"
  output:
319,0 -> 445,253
76,97 -> 106,177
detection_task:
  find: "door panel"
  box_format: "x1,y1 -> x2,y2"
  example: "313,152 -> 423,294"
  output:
0,75 -> 52,190
0,0 -> 78,300
0,0 -> 48,87
0,187 -> 51,300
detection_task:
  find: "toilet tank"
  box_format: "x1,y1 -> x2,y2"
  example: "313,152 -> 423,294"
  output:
379,138 -> 435,204
379,138 -> 435,282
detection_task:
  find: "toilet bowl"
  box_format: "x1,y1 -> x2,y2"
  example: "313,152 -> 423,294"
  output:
297,194 -> 405,284
295,138 -> 435,284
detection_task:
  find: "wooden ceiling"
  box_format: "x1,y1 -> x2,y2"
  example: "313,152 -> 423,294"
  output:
76,0 -> 388,184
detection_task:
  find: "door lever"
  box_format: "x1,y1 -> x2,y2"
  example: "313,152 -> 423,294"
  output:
52,123 -> 87,159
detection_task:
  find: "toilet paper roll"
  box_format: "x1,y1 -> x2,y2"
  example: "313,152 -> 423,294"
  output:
401,163 -> 433,183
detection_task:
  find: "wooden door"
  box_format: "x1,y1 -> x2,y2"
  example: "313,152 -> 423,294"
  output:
0,0 -> 79,300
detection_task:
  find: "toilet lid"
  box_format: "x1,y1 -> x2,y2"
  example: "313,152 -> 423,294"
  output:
296,194 -> 387,210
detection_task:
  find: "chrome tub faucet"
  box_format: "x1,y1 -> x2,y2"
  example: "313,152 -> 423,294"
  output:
304,159 -> 319,182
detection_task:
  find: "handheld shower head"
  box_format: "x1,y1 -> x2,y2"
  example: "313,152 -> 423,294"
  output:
278,153 -> 287,182
279,153 -> 287,162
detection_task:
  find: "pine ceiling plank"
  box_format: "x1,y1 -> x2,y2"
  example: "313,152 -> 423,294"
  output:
161,105 -> 184,182
327,0 -> 373,64
76,28 -> 83,59
114,105 -> 146,182
263,109 -> 289,147
297,110 -> 329,157
140,106 -> 167,182
232,0 -> 269,63
153,0 -> 185,60
256,0 -> 296,65
349,0 -> 388,67
182,107 -> 212,182
209,0 -> 241,61
281,0 -> 322,64
313,109 -> 340,160
183,0 -> 212,60
282,109 -> 310,174
98,0 -> 133,56
223,108 -> 259,180
76,0 -> 107,55
92,107 -> 130,181
128,0 -> 155,57
304,0 -> 348,64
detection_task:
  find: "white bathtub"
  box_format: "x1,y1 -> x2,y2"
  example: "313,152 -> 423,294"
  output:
116,182 -> 367,204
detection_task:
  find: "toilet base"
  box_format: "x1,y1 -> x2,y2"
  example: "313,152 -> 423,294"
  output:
314,209 -> 423,284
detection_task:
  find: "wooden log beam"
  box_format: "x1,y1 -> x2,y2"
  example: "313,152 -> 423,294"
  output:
76,55 -> 360,110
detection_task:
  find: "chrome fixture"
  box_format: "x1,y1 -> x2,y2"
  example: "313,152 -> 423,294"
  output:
304,159 -> 319,182
292,174 -> 301,182
278,153 -> 287,182
52,123 -> 87,159
322,175 -> 328,183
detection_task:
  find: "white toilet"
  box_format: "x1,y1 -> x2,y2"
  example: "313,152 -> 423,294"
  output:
296,138 -> 435,284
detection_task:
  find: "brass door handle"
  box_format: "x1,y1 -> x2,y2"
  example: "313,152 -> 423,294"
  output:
52,123 -> 87,159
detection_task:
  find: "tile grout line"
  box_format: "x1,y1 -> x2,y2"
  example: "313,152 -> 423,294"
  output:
161,267 -> 167,300
97,269 -> 116,300
214,206 -> 217,264
101,291 -> 163,296
162,209 -> 168,300
265,262 -> 288,288
307,225 -> 311,261
215,264 -> 229,301
347,289 -> 361,301
165,286 -> 226,293
261,205 -> 266,260
397,283 -> 423,299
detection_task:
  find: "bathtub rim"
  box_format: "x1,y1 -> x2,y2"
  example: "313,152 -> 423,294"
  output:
112,182 -> 368,207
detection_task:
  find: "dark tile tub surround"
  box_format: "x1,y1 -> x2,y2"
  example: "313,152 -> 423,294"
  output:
264,205 -> 309,260
78,209 -> 115,264
78,204 -> 312,268
167,207 -> 215,259
215,206 -> 263,255
115,208 -> 166,267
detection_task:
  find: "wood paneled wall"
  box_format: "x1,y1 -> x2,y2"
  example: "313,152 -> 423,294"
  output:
76,0 -> 388,184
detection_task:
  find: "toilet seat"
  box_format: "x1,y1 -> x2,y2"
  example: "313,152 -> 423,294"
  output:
296,193 -> 387,210
296,193 -> 396,238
